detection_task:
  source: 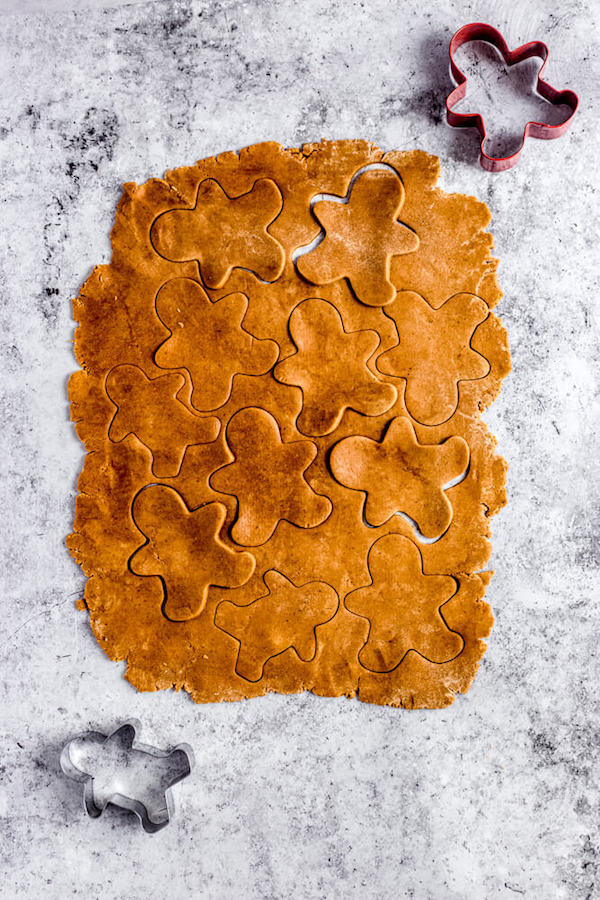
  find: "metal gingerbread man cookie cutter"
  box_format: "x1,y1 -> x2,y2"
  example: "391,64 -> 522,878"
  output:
60,719 -> 194,833
446,22 -> 579,171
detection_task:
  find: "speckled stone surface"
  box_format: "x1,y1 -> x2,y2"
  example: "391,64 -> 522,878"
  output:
1,1 -> 598,897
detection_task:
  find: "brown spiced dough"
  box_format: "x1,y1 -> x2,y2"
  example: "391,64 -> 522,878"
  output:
216,570 -> 339,682
274,298 -> 397,436
106,365 -> 220,477
377,291 -> 490,425
130,487 -> 255,622
296,168 -> 419,307
329,416 -> 469,537
345,534 -> 463,672
155,278 -> 278,411
68,140 -> 510,708
210,407 -> 332,546
151,177 -> 285,288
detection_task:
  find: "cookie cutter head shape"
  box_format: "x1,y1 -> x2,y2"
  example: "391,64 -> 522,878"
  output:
60,719 -> 194,833
446,22 -> 579,172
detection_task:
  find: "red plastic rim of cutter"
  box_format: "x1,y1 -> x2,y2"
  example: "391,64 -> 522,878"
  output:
446,22 -> 579,172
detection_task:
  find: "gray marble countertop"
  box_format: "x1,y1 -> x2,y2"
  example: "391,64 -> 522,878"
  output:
1,0 -> 599,897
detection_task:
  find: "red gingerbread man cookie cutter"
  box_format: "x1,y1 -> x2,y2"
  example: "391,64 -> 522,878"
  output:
446,22 -> 579,172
